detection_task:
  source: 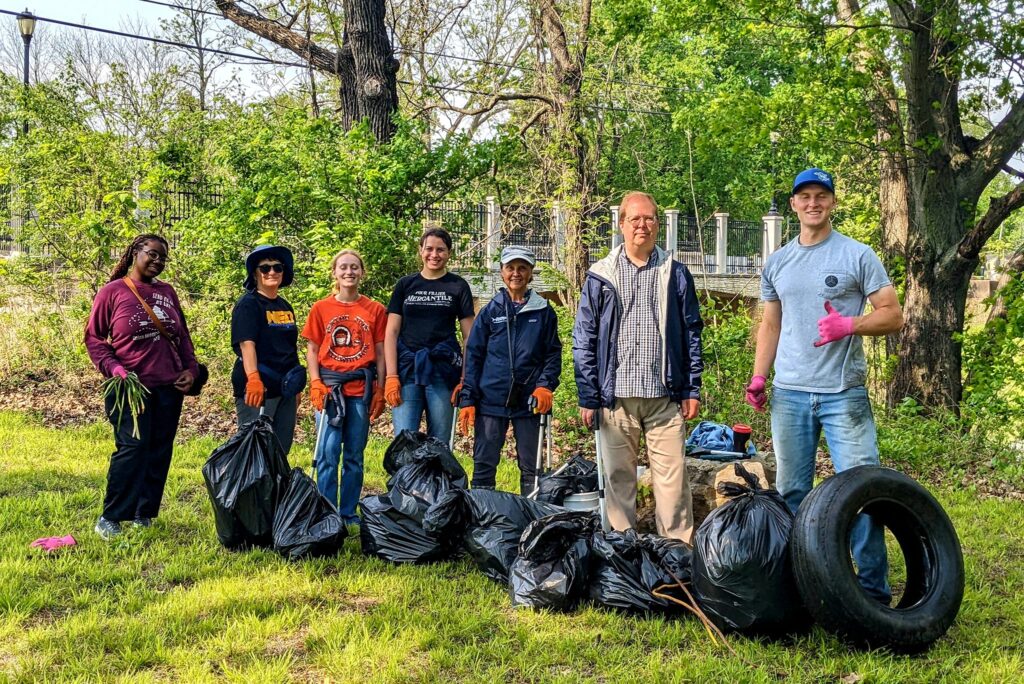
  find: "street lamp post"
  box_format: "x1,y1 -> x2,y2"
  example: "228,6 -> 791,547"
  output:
768,130 -> 781,215
17,9 -> 36,136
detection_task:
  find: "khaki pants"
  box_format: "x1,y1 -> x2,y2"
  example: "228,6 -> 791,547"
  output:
600,397 -> 693,543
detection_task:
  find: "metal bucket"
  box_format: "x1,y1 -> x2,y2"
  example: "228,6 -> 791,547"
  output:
562,490 -> 600,513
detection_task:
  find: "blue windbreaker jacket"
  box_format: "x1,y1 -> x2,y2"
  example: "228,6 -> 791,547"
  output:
572,245 -> 704,409
458,288 -> 562,418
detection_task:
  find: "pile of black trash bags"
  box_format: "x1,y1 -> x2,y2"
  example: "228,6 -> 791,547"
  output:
202,417 -> 347,559
357,431 -> 807,631
203,426 -> 805,632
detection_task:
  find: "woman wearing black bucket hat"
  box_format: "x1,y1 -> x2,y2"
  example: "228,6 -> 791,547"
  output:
230,244 -> 305,454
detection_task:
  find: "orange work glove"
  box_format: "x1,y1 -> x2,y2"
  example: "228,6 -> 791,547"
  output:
370,384 -> 386,421
458,405 -> 475,436
244,371 -> 265,408
530,387 -> 553,414
450,381 -> 463,406
310,378 -> 328,412
384,375 -> 403,407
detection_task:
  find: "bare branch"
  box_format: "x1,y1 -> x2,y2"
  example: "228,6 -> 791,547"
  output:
952,183 -> 1024,264
968,92 -> 1024,193
214,0 -> 340,73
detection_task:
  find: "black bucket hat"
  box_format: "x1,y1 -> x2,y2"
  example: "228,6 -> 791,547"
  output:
244,245 -> 294,290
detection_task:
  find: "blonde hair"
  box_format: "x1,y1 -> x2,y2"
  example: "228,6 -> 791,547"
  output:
329,249 -> 366,293
619,191 -> 659,224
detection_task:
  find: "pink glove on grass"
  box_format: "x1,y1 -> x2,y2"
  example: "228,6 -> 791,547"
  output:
111,365 -> 129,380
814,301 -> 856,347
30,535 -> 77,553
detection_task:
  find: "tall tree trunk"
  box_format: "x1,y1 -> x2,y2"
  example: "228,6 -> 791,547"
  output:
344,0 -> 399,142
536,0 -> 594,308
215,0 -> 398,142
834,0 -> 1024,411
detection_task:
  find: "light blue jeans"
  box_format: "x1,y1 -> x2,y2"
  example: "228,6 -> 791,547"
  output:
771,385 -> 891,603
313,398 -> 369,525
391,375 -> 454,442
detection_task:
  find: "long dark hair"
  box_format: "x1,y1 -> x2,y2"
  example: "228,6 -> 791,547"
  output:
109,234 -> 169,282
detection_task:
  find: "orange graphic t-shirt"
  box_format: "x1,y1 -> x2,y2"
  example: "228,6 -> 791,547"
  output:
301,294 -> 387,397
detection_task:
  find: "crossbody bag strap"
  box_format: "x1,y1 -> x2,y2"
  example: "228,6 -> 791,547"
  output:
121,276 -> 174,342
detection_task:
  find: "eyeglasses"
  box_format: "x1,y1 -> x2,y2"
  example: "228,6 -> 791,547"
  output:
258,263 -> 285,274
626,216 -> 658,227
140,248 -> 169,263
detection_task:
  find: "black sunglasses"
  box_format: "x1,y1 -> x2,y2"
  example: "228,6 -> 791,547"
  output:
258,263 -> 285,274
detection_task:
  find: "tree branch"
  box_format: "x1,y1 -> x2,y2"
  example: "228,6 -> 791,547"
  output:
968,91 -> 1024,193
214,0 -> 340,73
415,91 -> 555,117
953,183 -> 1024,264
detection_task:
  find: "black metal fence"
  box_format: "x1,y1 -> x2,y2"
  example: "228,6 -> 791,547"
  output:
676,214 -> 717,274
421,200 -> 488,269
0,184 -> 14,254
726,219 -> 763,274
1,178 -> 773,276
503,203 -> 553,263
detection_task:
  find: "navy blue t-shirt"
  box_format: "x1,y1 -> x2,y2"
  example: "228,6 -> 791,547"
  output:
230,291 -> 300,397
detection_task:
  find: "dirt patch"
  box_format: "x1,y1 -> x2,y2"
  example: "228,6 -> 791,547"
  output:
22,605 -> 72,630
265,626 -> 310,658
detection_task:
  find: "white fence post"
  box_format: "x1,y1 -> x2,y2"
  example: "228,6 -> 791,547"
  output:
664,209 -> 679,259
714,212 -> 729,274
486,195 -> 502,268
762,211 -> 783,260
551,201 -> 565,269
610,205 -> 622,249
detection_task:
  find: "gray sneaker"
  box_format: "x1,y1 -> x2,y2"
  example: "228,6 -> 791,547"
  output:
94,517 -> 122,540
132,517 -> 152,528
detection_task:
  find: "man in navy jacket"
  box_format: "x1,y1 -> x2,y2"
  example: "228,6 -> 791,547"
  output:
573,191 -> 704,541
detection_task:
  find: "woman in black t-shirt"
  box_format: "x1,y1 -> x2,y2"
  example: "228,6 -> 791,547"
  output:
384,228 -> 475,441
230,245 -> 304,454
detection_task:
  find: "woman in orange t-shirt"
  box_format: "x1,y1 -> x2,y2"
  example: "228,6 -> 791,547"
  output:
301,249 -> 387,530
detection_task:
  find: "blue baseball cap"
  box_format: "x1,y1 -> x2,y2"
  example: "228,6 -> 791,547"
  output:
791,168 -> 835,195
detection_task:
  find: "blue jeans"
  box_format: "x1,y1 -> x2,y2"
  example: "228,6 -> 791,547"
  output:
391,377 -> 454,442
771,386 -> 891,603
313,398 -> 369,525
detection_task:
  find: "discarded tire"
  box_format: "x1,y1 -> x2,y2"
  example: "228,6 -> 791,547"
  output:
790,466 -> 964,652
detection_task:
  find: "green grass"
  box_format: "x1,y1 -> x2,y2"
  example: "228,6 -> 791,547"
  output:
1,411 -> 1023,683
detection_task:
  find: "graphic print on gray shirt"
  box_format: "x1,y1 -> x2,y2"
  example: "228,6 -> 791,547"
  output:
760,230 -> 891,393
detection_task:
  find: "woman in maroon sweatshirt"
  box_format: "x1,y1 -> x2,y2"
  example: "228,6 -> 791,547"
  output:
85,234 -> 199,540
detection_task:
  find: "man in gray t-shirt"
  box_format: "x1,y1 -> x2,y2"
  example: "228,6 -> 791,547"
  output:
746,168 -> 904,604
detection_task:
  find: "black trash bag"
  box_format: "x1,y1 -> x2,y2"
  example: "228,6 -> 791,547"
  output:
359,487 -> 460,564
423,489 -> 562,583
509,511 -> 600,611
589,529 -> 694,613
692,463 -> 807,634
382,430 -> 430,475
272,468 -> 346,560
202,417 -> 290,550
360,440 -> 467,565
534,455 -> 599,505
386,440 -> 468,506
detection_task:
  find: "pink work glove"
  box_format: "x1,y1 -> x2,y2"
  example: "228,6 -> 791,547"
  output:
111,365 -> 128,380
30,535 -> 77,553
745,375 -> 767,412
813,301 -> 856,347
